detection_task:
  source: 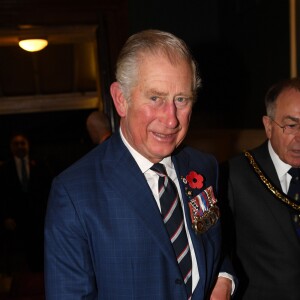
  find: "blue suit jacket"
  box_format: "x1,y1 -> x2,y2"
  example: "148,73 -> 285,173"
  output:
45,132 -> 233,299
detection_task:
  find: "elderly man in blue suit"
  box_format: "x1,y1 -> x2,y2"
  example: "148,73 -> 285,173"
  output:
44,29 -> 235,299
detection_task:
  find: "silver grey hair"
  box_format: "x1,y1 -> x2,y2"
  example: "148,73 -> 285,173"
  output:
115,29 -> 201,101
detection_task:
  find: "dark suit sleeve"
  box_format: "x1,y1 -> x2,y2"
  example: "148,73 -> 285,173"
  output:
44,177 -> 97,300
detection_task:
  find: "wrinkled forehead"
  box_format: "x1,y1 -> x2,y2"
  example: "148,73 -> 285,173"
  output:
138,47 -> 189,67
273,88 -> 300,117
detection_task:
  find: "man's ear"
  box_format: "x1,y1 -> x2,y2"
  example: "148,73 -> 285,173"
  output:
110,82 -> 128,117
262,115 -> 272,139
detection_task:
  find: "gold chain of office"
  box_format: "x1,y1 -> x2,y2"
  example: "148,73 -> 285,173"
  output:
244,151 -> 300,212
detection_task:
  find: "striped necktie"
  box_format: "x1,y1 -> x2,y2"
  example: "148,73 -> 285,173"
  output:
151,163 -> 192,298
288,167 -> 300,237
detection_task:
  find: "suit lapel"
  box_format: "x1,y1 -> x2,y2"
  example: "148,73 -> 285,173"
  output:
104,134 -> 179,268
10,160 -> 23,188
253,143 -> 299,245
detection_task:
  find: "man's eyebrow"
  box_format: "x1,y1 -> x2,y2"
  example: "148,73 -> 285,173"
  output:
284,116 -> 300,123
146,89 -> 168,96
145,89 -> 193,98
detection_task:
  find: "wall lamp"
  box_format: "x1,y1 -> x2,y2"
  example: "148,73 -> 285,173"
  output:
18,38 -> 48,52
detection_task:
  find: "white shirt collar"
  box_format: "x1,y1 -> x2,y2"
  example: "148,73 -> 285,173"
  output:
14,155 -> 29,164
268,140 -> 291,178
119,128 -> 172,173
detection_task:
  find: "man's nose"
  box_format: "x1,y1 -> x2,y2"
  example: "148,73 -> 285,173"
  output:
161,102 -> 179,128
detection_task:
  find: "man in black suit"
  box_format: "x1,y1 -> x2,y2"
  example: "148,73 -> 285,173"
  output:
220,78 -> 300,299
0,133 -> 52,274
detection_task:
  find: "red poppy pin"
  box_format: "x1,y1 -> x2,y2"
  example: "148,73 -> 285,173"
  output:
186,171 -> 204,189
181,171 -> 204,198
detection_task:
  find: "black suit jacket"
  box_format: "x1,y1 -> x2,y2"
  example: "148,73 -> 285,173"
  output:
0,156 -> 52,271
220,141 -> 300,300
0,157 -> 52,226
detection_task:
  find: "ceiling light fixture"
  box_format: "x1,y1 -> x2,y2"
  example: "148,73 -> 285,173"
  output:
19,38 -> 48,52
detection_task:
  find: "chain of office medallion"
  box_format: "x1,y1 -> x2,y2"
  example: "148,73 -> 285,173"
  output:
244,151 -> 300,212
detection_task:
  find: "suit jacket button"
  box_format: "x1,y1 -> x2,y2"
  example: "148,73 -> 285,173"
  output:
175,278 -> 183,285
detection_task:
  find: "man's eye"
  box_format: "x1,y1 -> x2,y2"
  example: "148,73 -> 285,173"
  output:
175,97 -> 191,106
150,96 -> 158,101
176,97 -> 186,103
286,124 -> 297,128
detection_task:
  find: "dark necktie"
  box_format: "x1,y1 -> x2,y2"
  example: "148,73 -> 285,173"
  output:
288,167 -> 300,237
151,163 -> 192,298
21,158 -> 29,192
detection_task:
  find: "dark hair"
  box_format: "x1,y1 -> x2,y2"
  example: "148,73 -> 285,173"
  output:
265,77 -> 300,117
9,132 -> 29,143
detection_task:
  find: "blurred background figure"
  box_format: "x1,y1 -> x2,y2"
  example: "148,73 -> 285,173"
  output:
86,110 -> 112,145
0,133 -> 52,279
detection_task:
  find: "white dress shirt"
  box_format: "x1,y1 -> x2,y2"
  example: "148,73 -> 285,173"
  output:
268,141 -> 293,193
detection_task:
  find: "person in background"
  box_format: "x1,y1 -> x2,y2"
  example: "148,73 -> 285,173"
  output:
0,133 -> 52,275
45,29 -> 236,300
86,110 -> 112,144
220,77 -> 300,299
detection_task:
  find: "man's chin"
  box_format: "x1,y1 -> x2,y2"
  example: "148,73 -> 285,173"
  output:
152,147 -> 176,159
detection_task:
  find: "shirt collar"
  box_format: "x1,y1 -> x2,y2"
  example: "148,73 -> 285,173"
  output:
119,128 -> 172,173
14,155 -> 29,163
268,140 -> 291,178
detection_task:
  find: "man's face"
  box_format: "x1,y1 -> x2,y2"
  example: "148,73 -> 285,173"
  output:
263,88 -> 300,167
113,53 -> 194,163
10,135 -> 29,158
